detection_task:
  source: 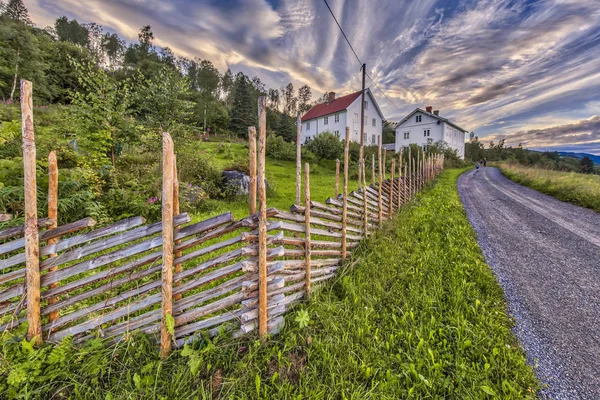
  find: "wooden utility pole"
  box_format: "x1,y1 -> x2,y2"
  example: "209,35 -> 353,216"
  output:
160,132 -> 175,358
341,127 -> 350,261
21,80 -> 41,345
248,127 -> 257,214
257,97 -> 268,339
48,151 -> 59,322
296,113 -> 302,205
304,163 -> 311,298
358,63 -> 366,187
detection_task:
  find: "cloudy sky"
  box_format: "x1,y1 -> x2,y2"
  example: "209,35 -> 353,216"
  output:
27,0 -> 600,154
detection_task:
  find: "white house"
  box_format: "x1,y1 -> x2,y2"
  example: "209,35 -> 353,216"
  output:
394,106 -> 468,159
301,88 -> 384,145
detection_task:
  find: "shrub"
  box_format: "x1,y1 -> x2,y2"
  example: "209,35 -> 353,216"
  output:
266,134 -> 296,161
306,132 -> 343,161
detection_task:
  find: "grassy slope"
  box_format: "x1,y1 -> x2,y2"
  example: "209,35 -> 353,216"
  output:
498,163 -> 600,212
215,168 -> 538,399
1,169 -> 538,399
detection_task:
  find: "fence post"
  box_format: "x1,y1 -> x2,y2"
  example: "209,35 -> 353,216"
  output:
173,157 -> 182,301
47,151 -> 59,323
417,151 -> 421,191
335,159 -> 340,197
404,163 -> 408,205
341,127 -> 350,261
408,146 -> 412,199
304,163 -> 311,298
21,80 -> 41,345
248,127 -> 257,214
160,132 -> 175,358
296,113 -> 302,205
361,159 -> 368,236
371,154 -> 375,185
257,96 -> 268,340
397,150 -> 402,208
389,159 -> 395,218
377,137 -> 383,228
383,149 -> 387,181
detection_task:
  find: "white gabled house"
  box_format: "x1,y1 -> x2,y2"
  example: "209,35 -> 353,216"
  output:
301,88 -> 384,145
394,106 -> 469,159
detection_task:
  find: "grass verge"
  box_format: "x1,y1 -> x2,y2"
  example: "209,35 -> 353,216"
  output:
498,163 -> 600,212
0,168 -> 538,399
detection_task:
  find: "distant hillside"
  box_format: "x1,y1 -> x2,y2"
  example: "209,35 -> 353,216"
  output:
557,152 -> 600,164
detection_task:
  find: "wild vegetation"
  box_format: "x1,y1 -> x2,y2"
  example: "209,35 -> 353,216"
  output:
1,169 -> 539,398
498,162 -> 600,212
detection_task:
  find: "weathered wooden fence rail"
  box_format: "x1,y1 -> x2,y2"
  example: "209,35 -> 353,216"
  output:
0,85 -> 443,355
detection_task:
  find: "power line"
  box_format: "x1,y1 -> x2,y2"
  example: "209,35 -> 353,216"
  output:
322,0 -> 404,115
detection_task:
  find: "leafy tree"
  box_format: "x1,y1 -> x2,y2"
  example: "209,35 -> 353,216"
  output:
251,76 -> 265,94
229,72 -> 255,137
220,68 -> 233,103
297,84 -> 312,113
54,17 -> 89,46
307,131 -> 344,160
382,120 -> 396,144
102,33 -> 125,68
580,156 -> 594,174
2,0 -> 31,24
268,88 -> 280,111
283,82 -> 296,116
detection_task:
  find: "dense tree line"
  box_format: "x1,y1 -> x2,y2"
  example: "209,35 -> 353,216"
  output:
465,137 -> 599,174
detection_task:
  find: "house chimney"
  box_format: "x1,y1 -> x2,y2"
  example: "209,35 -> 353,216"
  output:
433,110 -> 439,116
425,106 -> 433,113
328,92 -> 336,103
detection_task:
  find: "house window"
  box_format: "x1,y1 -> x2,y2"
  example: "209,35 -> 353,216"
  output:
423,145 -> 429,152
416,115 -> 422,123
364,116 -> 367,126
324,116 -> 328,125
354,130 -> 359,138
424,129 -> 430,137
334,130 -> 340,137
306,122 -> 310,130
334,113 -> 340,122
363,132 -> 368,143
354,113 -> 359,123
403,132 -> 410,140
371,134 -> 376,144
364,101 -> 369,110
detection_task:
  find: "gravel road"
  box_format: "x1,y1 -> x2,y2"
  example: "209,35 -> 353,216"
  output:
458,167 -> 600,399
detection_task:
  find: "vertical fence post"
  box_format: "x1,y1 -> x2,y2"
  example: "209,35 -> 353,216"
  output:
377,137 -> 383,228
417,151 -> 421,191
361,159 -> 368,237
248,127 -> 257,214
257,96 -> 268,340
341,127 -> 350,261
296,113 -> 302,205
47,151 -> 59,323
335,159 -> 340,197
383,149 -> 387,181
371,154 -> 375,185
397,149 -> 403,207
389,159 -> 395,218
408,146 -> 412,199
173,157 -> 182,301
160,132 -> 175,358
21,80 -> 41,344
304,163 -> 311,298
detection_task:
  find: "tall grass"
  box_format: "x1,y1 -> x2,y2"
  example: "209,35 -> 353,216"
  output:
498,163 -> 600,212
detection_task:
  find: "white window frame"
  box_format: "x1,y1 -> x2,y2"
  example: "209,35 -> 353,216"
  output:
324,116 -> 328,125
363,132 -> 368,143
404,132 -> 410,140
372,118 -> 376,127
424,129 -> 430,137
416,115 -> 422,123
334,113 -> 340,123
371,134 -> 376,144
306,122 -> 310,130
354,113 -> 359,123
334,130 -> 340,137
364,101 -> 369,110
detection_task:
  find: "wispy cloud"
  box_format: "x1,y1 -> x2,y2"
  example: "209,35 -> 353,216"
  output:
27,0 -> 600,153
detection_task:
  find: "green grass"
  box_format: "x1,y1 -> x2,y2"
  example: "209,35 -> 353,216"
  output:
1,168 -> 539,399
498,163 -> 600,212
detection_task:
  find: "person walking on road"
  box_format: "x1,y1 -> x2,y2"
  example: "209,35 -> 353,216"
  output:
483,158 -> 487,167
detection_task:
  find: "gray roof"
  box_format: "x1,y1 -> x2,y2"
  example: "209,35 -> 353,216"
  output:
382,143 -> 395,151
396,108 -> 469,133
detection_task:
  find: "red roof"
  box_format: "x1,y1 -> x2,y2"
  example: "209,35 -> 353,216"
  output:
301,91 -> 362,122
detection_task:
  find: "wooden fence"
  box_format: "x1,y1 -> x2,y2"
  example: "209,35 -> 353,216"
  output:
0,83 -> 443,356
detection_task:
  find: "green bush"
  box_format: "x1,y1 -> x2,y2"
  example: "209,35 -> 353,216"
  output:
266,134 -> 296,161
306,132 -> 343,161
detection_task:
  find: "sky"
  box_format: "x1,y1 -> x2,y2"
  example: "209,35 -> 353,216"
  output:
27,0 -> 600,154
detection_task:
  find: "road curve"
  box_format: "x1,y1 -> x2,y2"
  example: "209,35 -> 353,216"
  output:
458,167 -> 600,400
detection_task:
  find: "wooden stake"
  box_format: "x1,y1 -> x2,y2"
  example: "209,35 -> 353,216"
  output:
335,159 -> 340,197
383,149 -> 387,181
47,151 -> 59,323
257,96 -> 268,339
21,80 -> 41,344
296,113 -> 302,205
404,163 -> 408,204
389,160 -> 395,218
341,127 -> 350,261
361,159 -> 368,236
397,149 -> 402,207
377,137 -> 383,228
173,157 -> 182,301
160,132 -> 175,358
248,126 -> 257,214
408,146 -> 412,199
304,163 -> 311,298
371,154 -> 375,184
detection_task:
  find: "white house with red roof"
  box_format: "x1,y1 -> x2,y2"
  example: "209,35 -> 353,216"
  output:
301,88 -> 384,145
394,106 -> 469,159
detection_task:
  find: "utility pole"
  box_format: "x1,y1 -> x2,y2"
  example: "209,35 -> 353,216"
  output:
359,63 -> 366,187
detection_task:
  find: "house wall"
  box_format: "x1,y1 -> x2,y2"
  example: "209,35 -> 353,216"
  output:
302,90 -> 383,145
394,111 -> 466,159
